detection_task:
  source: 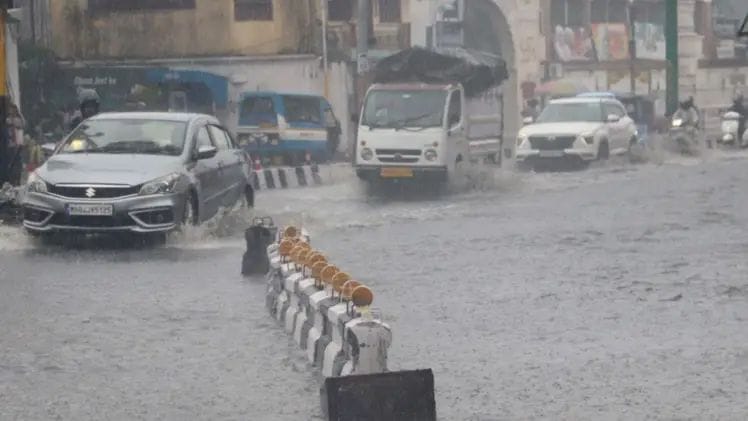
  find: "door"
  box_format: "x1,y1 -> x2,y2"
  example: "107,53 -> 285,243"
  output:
604,102 -> 627,151
192,124 -> 222,220
209,124 -> 244,207
446,89 -> 466,165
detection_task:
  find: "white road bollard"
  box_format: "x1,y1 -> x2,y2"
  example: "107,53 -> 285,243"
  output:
257,227 -> 437,420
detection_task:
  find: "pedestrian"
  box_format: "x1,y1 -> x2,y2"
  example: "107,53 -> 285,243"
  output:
6,101 -> 26,186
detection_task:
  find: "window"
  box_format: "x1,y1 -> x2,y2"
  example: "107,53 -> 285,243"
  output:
195,126 -> 214,150
379,0 -> 401,23
328,0 -> 353,21
239,96 -> 277,127
235,0 -> 273,21
209,126 -> 233,151
604,102 -> 625,118
361,90 -> 448,129
62,119 -> 188,156
550,0 -> 585,27
282,96 -> 322,126
591,0 -> 627,23
447,91 -> 462,126
89,0 -> 195,12
536,102 -> 606,123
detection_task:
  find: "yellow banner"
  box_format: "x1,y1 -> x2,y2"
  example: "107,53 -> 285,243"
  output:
0,11 -> 5,97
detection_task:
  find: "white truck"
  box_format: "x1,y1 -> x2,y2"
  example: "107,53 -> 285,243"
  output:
353,82 -> 504,186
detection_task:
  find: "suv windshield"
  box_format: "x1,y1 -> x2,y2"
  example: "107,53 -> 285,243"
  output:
536,102 -> 605,123
362,90 -> 447,129
61,119 -> 188,156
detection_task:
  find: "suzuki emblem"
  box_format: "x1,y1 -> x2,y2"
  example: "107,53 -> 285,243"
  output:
85,187 -> 96,198
394,153 -> 403,161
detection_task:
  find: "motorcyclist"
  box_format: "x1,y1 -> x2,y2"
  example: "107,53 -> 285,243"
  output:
728,93 -> 746,139
70,89 -> 101,131
673,98 -> 699,129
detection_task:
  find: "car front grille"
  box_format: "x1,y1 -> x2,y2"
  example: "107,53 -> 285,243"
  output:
50,213 -> 135,228
375,148 -> 422,163
529,136 -> 576,150
49,185 -> 140,199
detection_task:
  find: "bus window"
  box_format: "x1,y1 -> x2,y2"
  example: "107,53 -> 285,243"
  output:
239,96 -> 277,127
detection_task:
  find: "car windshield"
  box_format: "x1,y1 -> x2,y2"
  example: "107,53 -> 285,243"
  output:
536,102 -> 604,123
60,119 -> 188,155
361,90 -> 447,129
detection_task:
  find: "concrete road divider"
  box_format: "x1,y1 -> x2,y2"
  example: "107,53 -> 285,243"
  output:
251,165 -> 323,191
243,220 -> 436,420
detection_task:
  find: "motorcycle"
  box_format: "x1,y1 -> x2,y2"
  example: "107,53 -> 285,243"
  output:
718,111 -> 747,148
669,117 -> 701,156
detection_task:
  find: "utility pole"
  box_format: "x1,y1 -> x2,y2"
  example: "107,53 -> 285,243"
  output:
356,0 -> 371,78
628,1 -> 636,95
665,0 -> 678,116
321,0 -> 329,98
0,2 -> 7,185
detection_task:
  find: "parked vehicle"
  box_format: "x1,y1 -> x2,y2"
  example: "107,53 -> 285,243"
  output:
515,96 -> 638,169
718,111 -> 747,148
234,92 -> 341,166
22,112 -> 253,237
353,82 -> 502,186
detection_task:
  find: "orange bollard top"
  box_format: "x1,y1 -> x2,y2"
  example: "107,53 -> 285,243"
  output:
351,285 -> 374,307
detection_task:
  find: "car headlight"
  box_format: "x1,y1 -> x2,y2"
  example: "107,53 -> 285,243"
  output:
26,172 -> 48,194
360,147 -> 373,161
516,135 -> 528,148
672,118 -> 683,128
139,173 -> 180,196
723,133 -> 734,141
424,149 -> 438,161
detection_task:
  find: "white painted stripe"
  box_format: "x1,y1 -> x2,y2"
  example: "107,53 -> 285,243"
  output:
306,290 -> 329,363
254,170 -> 268,190
322,303 -> 348,377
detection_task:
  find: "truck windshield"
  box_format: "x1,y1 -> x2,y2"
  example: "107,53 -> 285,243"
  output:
362,90 -> 447,129
536,102 -> 605,123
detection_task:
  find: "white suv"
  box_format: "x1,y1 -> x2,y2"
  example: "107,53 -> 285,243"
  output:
516,97 -> 637,167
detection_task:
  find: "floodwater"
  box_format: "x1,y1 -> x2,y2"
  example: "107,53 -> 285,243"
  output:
2,148 -> 748,420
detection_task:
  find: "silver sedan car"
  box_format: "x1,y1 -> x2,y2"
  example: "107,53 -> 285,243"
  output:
22,112 -> 253,236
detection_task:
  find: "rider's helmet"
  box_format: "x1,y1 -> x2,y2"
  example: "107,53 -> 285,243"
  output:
679,99 -> 690,110
733,92 -> 744,106
78,88 -> 100,119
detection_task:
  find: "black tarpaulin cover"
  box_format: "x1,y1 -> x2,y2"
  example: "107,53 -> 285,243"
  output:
372,47 -> 508,98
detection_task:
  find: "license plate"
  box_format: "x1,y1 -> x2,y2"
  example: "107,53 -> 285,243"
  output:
67,203 -> 114,216
539,150 -> 564,158
380,167 -> 414,178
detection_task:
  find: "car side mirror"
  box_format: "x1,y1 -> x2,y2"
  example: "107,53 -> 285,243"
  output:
522,116 -> 534,125
195,145 -> 218,160
607,114 -> 621,123
41,143 -> 57,154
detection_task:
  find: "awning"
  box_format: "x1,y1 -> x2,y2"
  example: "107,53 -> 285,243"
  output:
145,69 -> 229,106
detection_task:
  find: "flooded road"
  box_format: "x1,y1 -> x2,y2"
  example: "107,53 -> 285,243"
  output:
2,150 -> 748,420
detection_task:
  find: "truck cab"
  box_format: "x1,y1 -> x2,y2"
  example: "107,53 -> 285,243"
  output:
355,83 -> 498,184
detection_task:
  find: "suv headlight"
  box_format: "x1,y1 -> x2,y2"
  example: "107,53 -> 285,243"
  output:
581,133 -> 595,144
27,172 -> 48,194
139,173 -> 180,196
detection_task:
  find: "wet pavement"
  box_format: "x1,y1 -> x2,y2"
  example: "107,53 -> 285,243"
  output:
2,149 -> 748,420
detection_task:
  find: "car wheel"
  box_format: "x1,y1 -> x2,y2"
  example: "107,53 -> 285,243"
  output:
598,141 -> 610,160
182,190 -> 198,227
